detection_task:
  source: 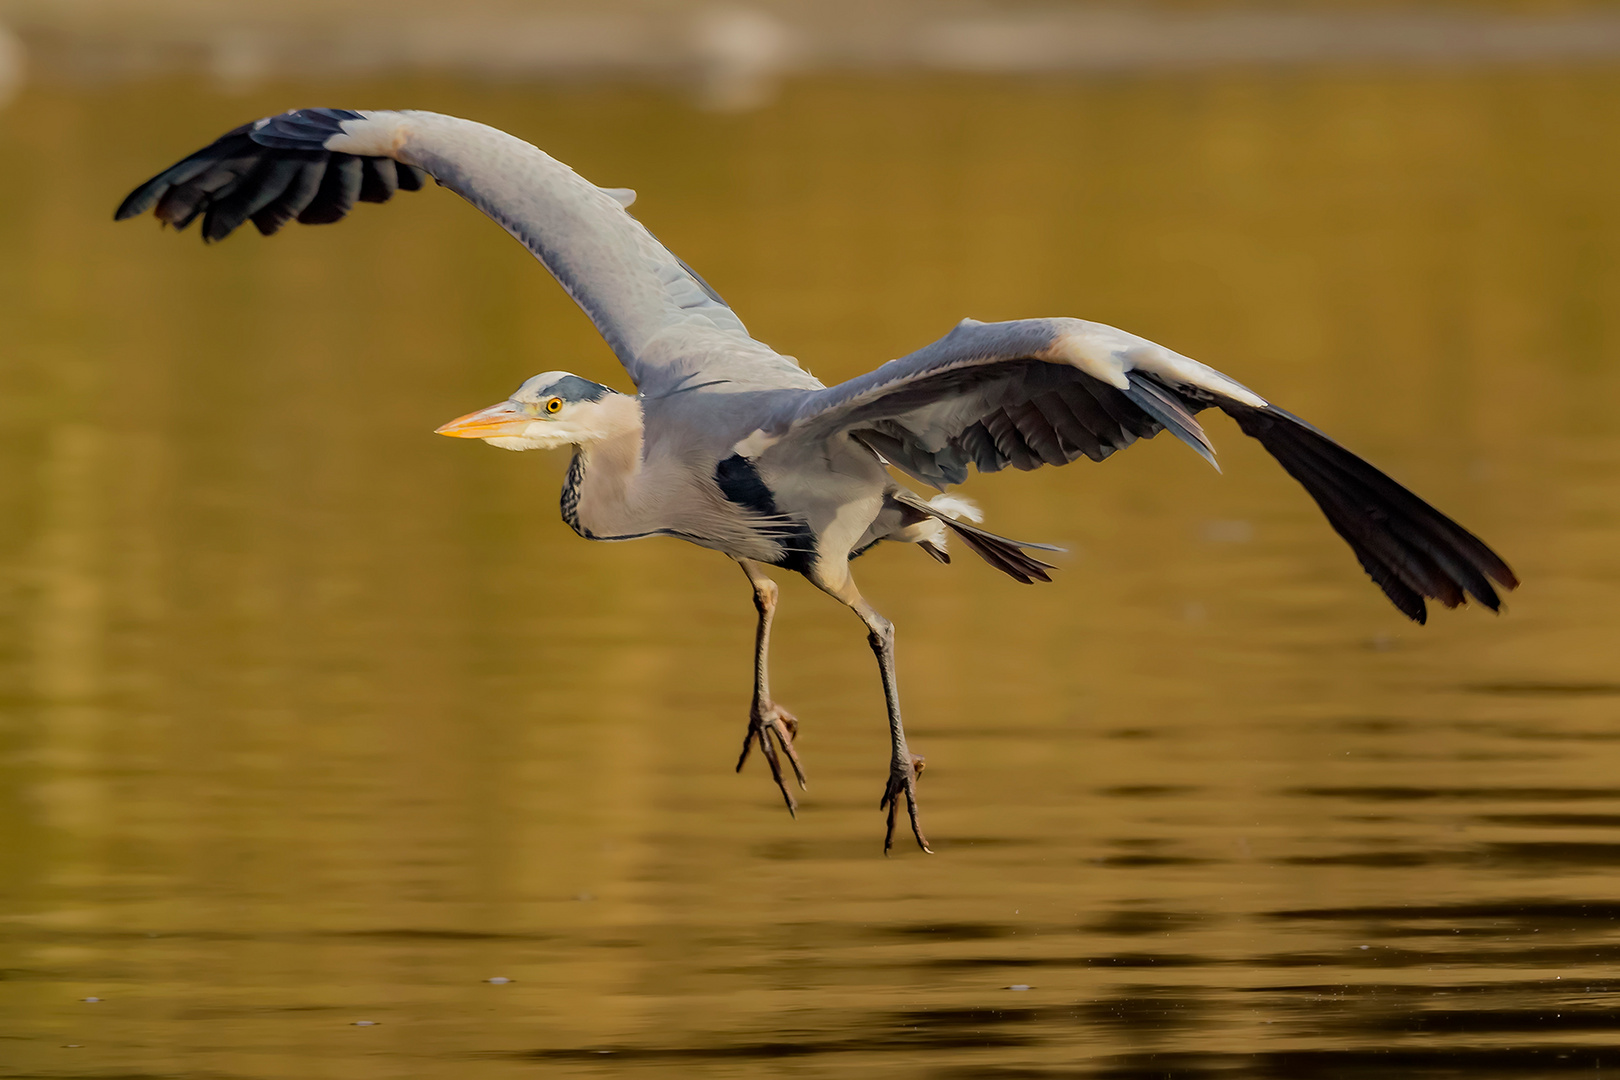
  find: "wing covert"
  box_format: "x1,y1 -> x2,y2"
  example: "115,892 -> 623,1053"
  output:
764,318 -> 1232,487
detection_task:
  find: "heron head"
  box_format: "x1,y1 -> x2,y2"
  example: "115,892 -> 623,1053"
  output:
434,372 -> 629,451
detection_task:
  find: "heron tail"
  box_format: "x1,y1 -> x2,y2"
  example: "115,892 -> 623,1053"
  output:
891,490 -> 1062,585
939,517 -> 1061,585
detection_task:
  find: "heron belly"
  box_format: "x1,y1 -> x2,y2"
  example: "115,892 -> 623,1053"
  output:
753,435 -> 890,583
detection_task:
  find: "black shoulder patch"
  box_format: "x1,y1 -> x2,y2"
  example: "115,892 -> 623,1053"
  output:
714,455 -> 817,574
715,454 -> 776,516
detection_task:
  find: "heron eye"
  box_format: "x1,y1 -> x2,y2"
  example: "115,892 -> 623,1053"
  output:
545,397 -> 563,414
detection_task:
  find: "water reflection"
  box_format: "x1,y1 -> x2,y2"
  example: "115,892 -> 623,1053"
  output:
0,67 -> 1617,1079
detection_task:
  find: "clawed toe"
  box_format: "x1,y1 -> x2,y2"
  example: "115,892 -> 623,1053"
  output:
736,703 -> 807,814
880,754 -> 931,855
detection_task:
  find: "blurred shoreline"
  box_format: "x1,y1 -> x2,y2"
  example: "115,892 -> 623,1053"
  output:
6,2 -> 1620,109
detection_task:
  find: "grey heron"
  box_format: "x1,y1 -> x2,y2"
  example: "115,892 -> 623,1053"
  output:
117,108 -> 1518,853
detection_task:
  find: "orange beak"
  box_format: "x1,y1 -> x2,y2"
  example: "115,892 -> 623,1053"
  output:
434,400 -> 534,439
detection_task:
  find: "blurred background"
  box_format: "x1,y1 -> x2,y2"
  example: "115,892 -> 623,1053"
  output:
1,2 -> 1619,1078
11,1 -> 1620,109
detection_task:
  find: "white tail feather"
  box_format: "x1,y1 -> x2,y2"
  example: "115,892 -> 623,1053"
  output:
928,493 -> 983,523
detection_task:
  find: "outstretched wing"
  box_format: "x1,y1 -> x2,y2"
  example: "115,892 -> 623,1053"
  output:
116,108 -> 820,396
764,317 -> 1518,623
765,318 -> 1252,484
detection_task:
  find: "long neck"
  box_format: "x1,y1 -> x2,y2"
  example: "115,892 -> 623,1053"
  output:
560,395 -> 649,540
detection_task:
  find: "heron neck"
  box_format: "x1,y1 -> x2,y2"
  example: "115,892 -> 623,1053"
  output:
560,395 -> 647,540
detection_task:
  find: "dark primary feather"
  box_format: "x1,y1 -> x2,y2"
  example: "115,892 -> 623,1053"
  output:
1217,399 -> 1518,623
116,122 -> 255,222
394,162 -> 428,191
201,156 -> 301,241
299,154 -> 364,225
251,155 -> 326,235
358,158 -> 399,203
114,108 -> 426,241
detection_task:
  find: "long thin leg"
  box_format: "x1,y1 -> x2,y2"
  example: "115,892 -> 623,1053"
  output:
734,559 -> 806,813
819,575 -> 930,854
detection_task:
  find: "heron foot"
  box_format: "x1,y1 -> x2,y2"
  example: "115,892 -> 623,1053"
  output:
736,702 -> 806,815
880,754 -> 931,855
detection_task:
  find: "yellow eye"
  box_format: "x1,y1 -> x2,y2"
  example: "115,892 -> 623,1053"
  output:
545,397 -> 563,414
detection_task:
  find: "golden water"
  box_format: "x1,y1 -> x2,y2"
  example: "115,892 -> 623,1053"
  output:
1,70 -> 1617,1077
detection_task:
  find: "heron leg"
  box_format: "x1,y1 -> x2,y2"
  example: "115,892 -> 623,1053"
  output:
735,559 -> 806,814
821,576 -> 930,855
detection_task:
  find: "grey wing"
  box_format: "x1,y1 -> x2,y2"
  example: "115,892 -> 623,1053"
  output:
766,318 -> 1239,485
115,108 -> 820,396
765,317 -> 1517,624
